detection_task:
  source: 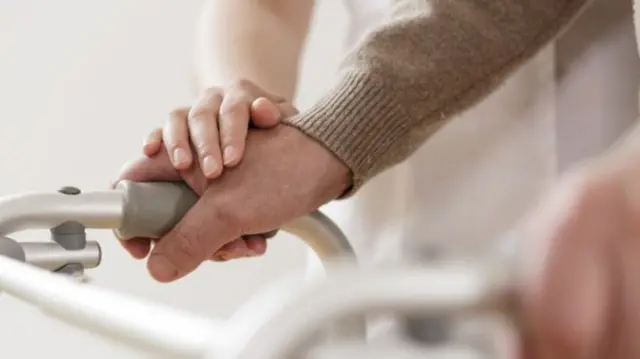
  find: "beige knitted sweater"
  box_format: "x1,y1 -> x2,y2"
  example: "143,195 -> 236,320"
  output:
284,0 -> 628,193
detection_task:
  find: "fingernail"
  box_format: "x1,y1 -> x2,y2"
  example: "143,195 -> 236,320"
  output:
148,256 -> 178,282
202,155 -> 221,177
223,146 -> 237,165
172,148 -> 189,167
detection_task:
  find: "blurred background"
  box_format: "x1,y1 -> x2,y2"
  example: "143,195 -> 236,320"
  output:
0,1 -> 346,357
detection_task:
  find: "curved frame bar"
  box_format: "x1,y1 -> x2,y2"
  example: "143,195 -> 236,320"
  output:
0,183 -> 360,359
305,341 -> 486,359
0,184 -> 355,267
0,184 -> 513,359
229,264 -> 513,359
0,254 -> 224,358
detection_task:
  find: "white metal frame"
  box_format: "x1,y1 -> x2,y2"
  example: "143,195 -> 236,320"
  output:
0,182 -> 516,359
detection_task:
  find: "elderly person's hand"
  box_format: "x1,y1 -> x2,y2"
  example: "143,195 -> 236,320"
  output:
117,123 -> 351,282
127,80 -> 302,262
517,133 -> 640,358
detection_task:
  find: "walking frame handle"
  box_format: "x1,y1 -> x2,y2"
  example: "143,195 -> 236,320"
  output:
0,181 -> 514,359
0,180 -> 357,358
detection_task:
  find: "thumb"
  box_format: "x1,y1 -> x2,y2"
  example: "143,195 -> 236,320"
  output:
250,97 -> 281,128
117,149 -> 181,183
250,97 -> 299,128
146,191 -> 242,282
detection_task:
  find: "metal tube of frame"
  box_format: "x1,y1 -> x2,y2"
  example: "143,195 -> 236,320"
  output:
21,241 -> 101,270
0,190 -> 123,236
0,254 -> 222,358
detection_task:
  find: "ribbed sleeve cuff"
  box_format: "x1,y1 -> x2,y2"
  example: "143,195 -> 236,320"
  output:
283,71 -> 410,196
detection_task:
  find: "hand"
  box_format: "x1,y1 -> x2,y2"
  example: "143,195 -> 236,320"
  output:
143,79 -> 297,177
517,148 -> 640,358
136,81 -> 299,261
118,124 -> 351,282
119,140 -> 274,262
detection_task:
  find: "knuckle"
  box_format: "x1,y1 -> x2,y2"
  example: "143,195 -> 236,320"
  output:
219,98 -> 250,118
169,107 -> 189,119
188,107 -> 214,121
233,78 -> 254,92
203,86 -> 223,97
193,142 -> 211,157
219,133 -> 236,147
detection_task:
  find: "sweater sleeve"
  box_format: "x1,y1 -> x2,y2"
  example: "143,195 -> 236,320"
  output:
283,0 -> 591,195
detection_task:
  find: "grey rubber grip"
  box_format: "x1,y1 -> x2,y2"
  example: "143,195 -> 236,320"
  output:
113,180 -> 356,265
115,180 -> 199,239
115,180 -> 279,240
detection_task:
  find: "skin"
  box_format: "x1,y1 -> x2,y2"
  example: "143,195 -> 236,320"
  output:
118,123 -> 351,283
132,94 -> 289,261
149,0 -> 313,175
119,111 -> 640,358
128,87 -> 298,261
119,0 -> 640,355
137,0 -> 314,260
517,141 -> 640,358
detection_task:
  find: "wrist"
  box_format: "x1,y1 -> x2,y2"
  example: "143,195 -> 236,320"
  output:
281,124 -> 353,201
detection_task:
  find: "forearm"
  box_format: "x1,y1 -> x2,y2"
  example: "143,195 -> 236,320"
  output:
285,0 -> 591,194
195,0 -> 314,99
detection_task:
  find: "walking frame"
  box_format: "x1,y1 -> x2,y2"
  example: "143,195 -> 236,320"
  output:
0,180 -> 518,359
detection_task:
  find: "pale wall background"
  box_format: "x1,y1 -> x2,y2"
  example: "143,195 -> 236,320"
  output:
0,1 -> 346,358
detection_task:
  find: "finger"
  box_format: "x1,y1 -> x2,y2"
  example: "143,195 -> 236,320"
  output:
117,150 -> 181,183
142,128 -> 163,157
188,89 -> 224,178
146,192 -> 241,282
250,98 -> 282,129
211,254 -> 229,262
214,232 -> 270,258
119,238 -> 152,259
243,235 -> 267,256
219,89 -> 252,167
211,235 -> 267,261
211,238 -> 250,261
163,107 -> 193,170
